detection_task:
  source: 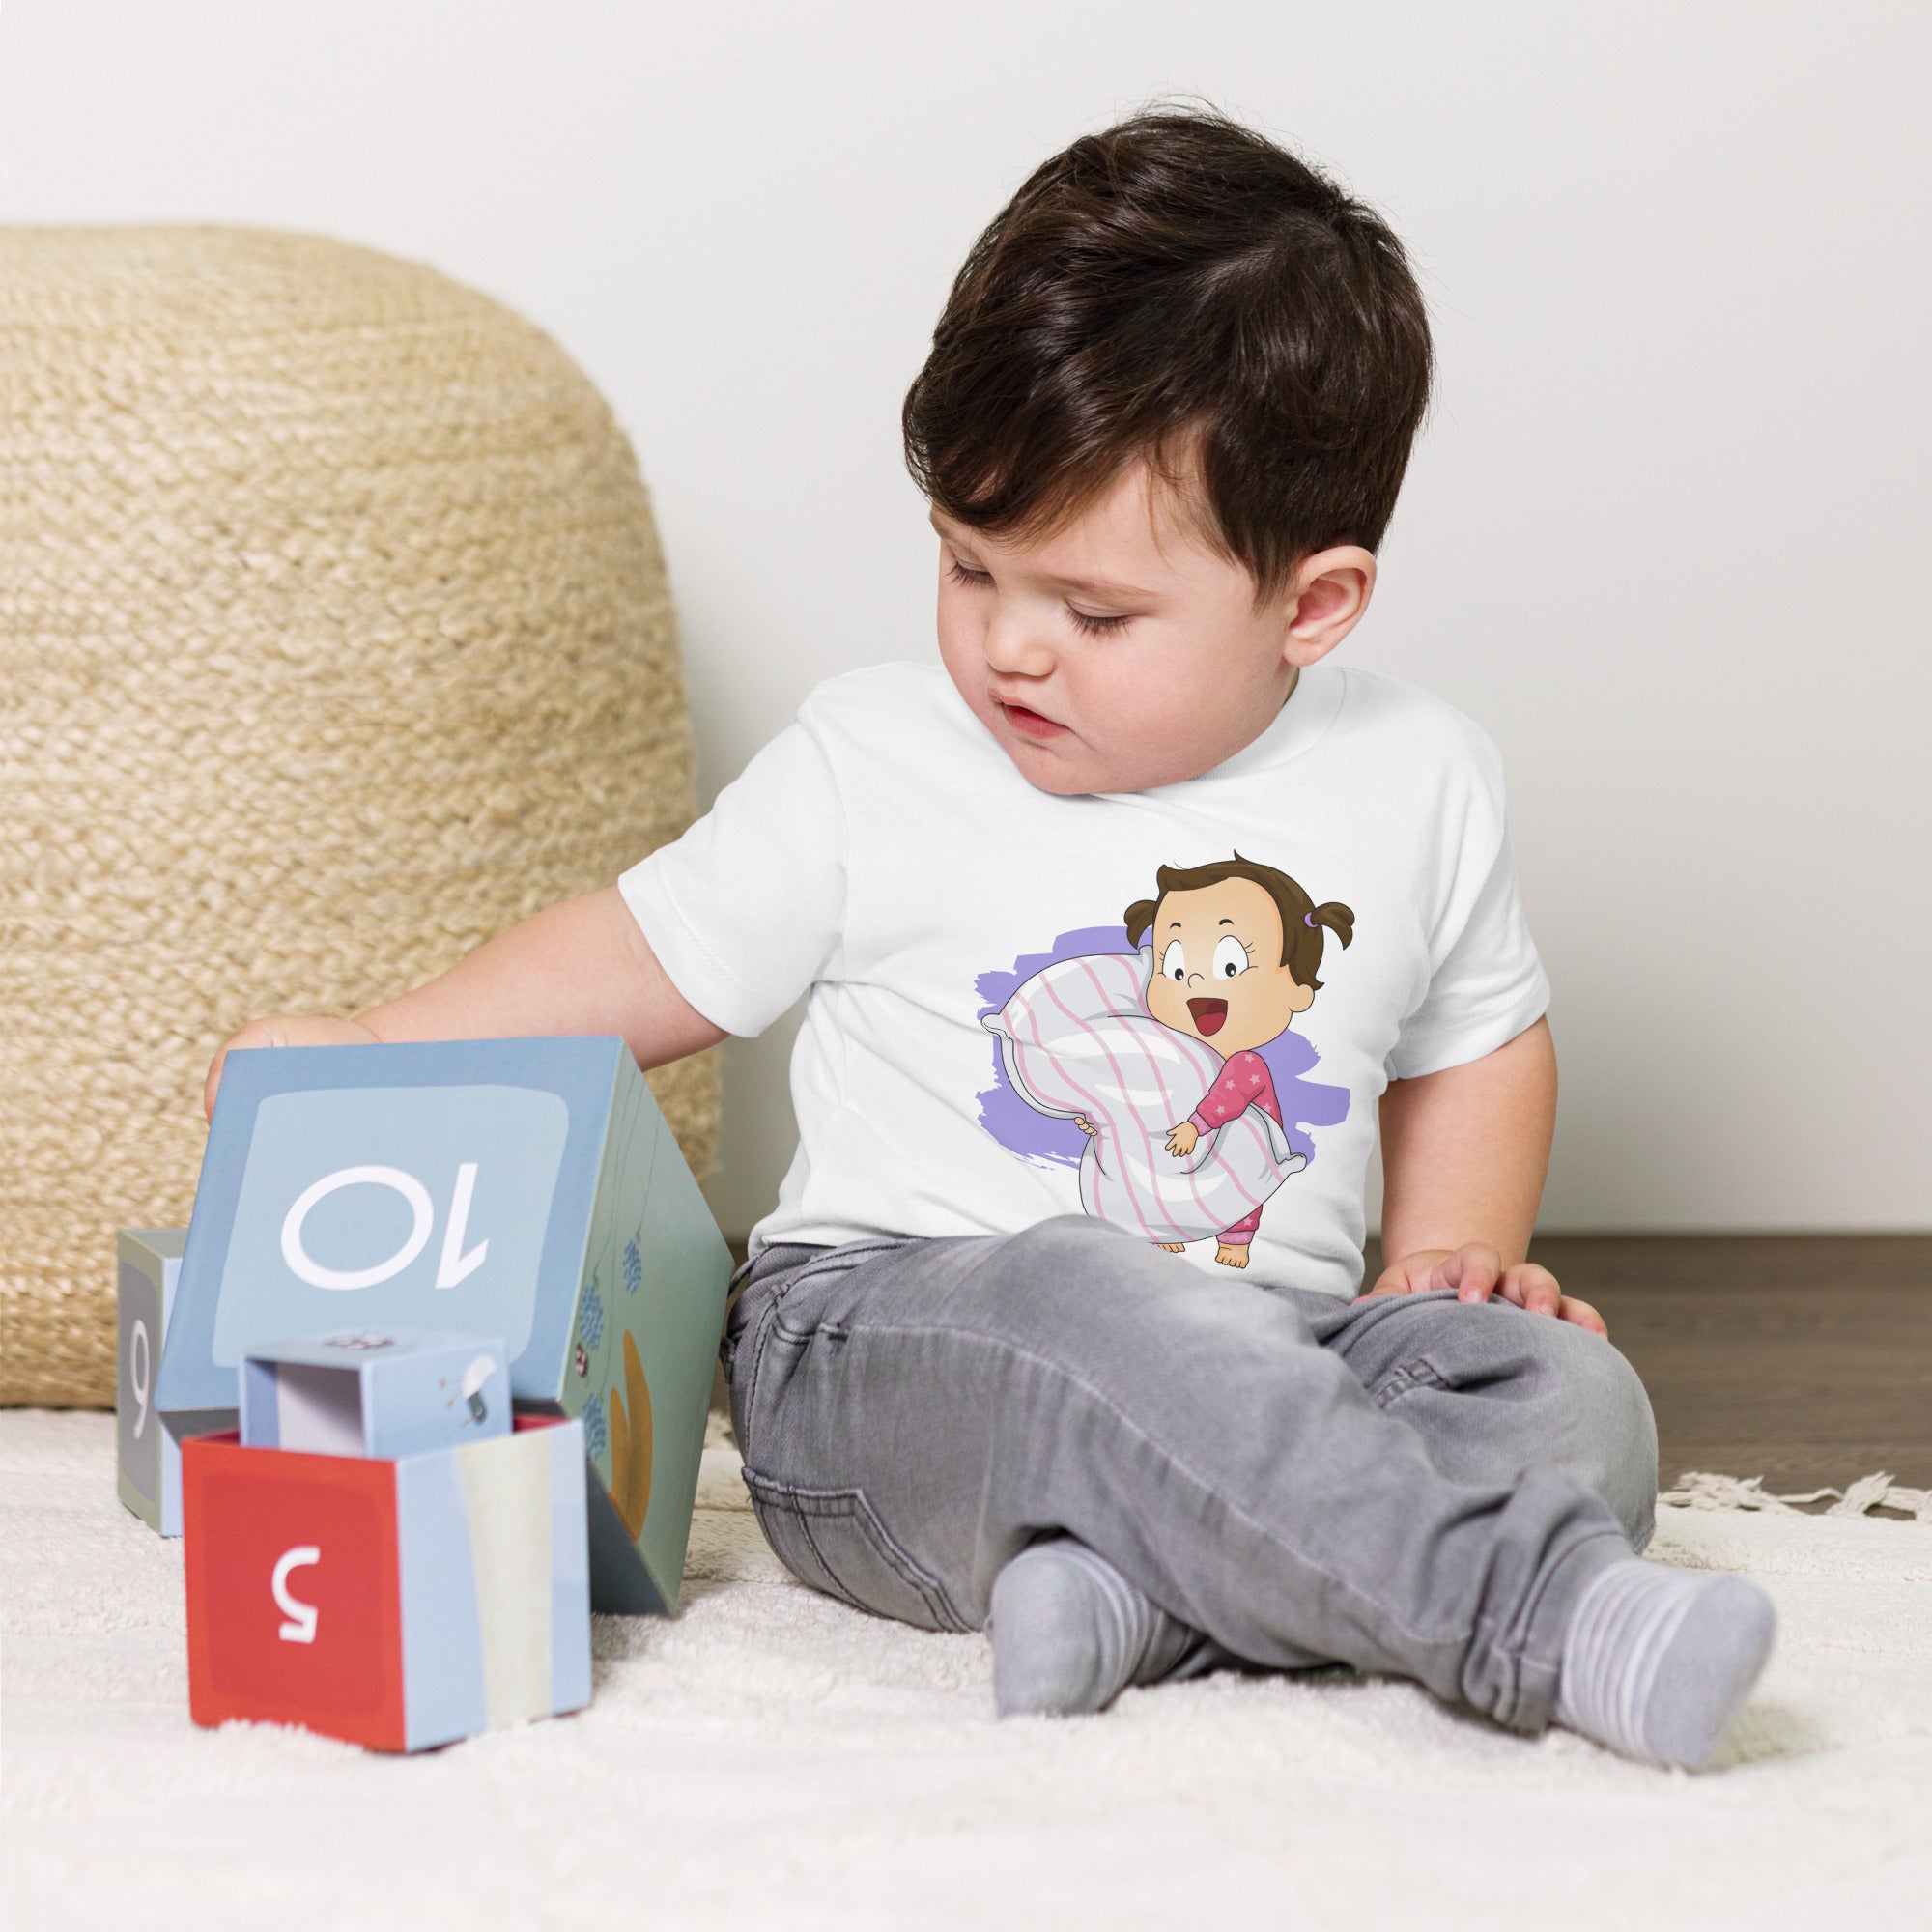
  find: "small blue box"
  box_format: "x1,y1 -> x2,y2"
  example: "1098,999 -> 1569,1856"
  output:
240,1330 -> 510,1461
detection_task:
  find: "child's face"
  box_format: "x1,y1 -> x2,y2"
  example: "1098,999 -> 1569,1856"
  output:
1143,878 -> 1315,1056
933,462 -> 1374,795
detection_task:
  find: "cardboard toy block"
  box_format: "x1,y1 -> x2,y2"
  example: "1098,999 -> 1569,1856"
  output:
156,1036 -> 732,1613
240,1330 -> 510,1460
184,1414 -> 590,1751
118,1228 -> 222,1536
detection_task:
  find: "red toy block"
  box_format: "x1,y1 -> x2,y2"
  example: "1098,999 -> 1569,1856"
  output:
183,1417 -> 590,1752
184,1433 -> 406,1748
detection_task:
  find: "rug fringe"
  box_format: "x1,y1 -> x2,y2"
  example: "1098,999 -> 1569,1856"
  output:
1660,1470 -> 1932,1522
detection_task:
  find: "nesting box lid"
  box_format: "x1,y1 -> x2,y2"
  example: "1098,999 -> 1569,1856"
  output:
238,1328 -> 511,1460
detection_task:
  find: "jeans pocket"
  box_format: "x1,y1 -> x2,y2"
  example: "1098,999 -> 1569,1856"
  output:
740,1470 -> 968,1633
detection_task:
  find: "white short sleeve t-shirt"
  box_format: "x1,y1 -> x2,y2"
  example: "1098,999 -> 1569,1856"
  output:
620,662 -> 1548,1301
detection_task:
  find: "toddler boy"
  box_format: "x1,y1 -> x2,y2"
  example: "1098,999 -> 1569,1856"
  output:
211,111 -> 1774,1767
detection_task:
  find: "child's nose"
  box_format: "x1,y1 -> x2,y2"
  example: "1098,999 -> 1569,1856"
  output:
981,614 -> 1057,678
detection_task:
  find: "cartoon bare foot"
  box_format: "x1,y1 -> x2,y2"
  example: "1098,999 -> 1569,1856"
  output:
1214,1243 -> 1250,1269
1156,1241 -> 1186,1253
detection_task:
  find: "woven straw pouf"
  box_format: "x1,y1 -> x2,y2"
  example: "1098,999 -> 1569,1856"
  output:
0,227 -> 721,1406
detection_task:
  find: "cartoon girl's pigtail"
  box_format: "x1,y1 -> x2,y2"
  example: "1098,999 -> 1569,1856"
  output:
1307,901 -> 1354,950
1291,899 -> 1355,991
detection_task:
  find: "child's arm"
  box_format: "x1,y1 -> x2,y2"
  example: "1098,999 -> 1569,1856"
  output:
1365,1017 -> 1605,1333
202,886 -> 724,1120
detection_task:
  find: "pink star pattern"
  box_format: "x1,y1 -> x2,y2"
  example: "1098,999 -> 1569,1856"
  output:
1187,1051 -> 1288,1245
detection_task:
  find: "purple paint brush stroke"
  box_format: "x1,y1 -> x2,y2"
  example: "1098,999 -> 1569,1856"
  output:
975,925 -> 1350,1170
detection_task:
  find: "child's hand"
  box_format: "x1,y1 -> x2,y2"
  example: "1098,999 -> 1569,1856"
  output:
1165,1122 -> 1200,1157
1074,1115 -> 1098,1137
1359,1243 -> 1607,1336
204,1015 -> 381,1122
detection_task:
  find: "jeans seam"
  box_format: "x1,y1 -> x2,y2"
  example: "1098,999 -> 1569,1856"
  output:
1371,1356 -> 1446,1410
743,1471 -> 969,1632
1469,1524 -> 1625,1725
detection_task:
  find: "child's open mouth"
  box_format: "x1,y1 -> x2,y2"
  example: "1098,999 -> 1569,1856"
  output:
1186,997 -> 1229,1037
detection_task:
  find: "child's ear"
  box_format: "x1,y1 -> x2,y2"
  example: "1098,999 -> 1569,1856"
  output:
1277,545 -> 1377,669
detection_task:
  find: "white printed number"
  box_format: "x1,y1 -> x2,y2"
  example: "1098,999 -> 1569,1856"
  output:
128,1318 -> 151,1440
279,1162 -> 488,1292
273,1546 -> 322,1643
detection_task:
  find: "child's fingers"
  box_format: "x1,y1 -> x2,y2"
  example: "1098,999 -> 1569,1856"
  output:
1358,1248 -> 1451,1301
1557,1295 -> 1609,1337
204,1014 -> 378,1120
1437,1243 -> 1501,1302
203,1019 -> 278,1120
1498,1264 -> 1563,1318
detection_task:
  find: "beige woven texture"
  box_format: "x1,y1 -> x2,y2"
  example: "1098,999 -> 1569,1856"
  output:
1,227 -> 720,1407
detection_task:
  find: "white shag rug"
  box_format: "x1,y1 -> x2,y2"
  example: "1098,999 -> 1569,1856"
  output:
5,1412 -> 1930,1932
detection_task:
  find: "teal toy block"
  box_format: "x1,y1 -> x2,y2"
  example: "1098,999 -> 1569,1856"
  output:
240,1330 -> 510,1460
156,1037 -> 731,1612
185,1415 -> 591,1751
117,1229 -> 224,1535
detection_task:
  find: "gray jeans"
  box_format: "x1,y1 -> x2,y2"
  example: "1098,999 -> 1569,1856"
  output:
724,1215 -> 1657,1731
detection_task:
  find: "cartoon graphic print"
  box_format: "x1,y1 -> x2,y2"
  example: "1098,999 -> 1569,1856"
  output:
1127,857 -> 1354,1265
979,855 -> 1353,1265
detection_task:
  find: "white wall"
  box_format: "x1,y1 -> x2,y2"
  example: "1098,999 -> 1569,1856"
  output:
7,1 -> 1927,1236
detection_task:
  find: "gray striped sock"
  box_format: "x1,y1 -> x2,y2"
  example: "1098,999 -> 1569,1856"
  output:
988,1539 -> 1195,1719
1555,1558 -> 1776,1769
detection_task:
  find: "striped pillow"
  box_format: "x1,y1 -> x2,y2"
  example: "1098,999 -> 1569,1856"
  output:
983,952 -> 1303,1246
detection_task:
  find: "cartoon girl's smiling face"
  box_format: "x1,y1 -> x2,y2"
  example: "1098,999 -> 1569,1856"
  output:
1144,877 -> 1315,1056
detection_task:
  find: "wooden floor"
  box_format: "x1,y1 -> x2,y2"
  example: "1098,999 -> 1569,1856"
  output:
1373,1235 -> 1932,1492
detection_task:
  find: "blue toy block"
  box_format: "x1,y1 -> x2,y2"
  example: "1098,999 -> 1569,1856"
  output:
117,1229 -> 226,1536
185,1415 -> 591,1751
155,1037 -> 732,1612
240,1330 -> 510,1460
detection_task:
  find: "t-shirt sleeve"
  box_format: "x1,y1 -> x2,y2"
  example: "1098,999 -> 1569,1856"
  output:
1387,753 -> 1550,1082
617,715 -> 846,1037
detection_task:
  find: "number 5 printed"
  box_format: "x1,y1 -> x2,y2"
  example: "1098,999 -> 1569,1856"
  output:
273,1546 -> 322,1643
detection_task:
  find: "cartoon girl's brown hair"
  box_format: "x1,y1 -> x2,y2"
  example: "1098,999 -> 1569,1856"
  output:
1124,855 -> 1354,991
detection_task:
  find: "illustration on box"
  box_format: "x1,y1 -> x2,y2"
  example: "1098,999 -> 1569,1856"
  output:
566,1244 -> 653,1541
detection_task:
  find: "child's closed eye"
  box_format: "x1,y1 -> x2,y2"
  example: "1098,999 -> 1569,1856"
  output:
1067,605 -> 1133,637
947,559 -> 993,589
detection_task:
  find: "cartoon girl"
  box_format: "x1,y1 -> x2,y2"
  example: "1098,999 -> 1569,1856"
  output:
1120,856 -> 1353,1267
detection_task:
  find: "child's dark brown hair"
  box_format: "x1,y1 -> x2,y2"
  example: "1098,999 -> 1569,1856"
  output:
903,106 -> 1433,599
1124,856 -> 1354,990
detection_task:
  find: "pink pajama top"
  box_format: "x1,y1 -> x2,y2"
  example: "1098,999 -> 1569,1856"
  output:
1187,1050 -> 1285,1246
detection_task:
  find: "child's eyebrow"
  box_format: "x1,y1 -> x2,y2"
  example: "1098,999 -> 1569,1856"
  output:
926,510 -> 1156,601
1219,918 -> 1235,926
1037,568 -> 1158,602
